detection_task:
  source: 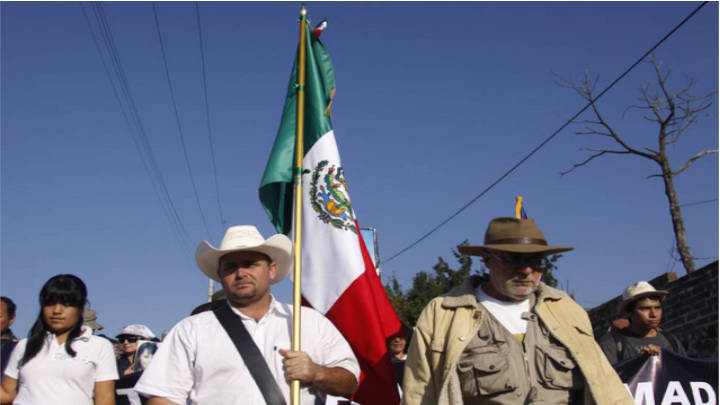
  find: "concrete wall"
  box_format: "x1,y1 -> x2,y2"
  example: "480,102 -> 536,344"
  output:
586,260 -> 718,358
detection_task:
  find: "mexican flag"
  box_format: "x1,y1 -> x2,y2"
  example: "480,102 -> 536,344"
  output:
259,20 -> 403,405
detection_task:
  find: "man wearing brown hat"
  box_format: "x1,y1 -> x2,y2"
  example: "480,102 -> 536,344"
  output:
136,225 -> 359,405
403,217 -> 633,405
598,281 -> 686,365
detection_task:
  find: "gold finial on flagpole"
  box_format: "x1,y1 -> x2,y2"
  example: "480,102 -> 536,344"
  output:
300,4 -> 307,16
515,196 -> 523,219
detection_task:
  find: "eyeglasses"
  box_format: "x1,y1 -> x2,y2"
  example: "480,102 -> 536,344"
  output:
493,253 -> 545,270
119,336 -> 139,343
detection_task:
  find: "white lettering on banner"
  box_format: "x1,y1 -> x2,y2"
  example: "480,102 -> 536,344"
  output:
626,382 -> 656,405
690,382 -> 717,405
661,381 -> 691,405
625,381 -> 718,405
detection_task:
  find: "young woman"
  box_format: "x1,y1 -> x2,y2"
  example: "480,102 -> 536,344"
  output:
0,274 -> 118,405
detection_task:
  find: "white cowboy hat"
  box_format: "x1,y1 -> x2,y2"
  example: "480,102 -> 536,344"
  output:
618,281 -> 669,312
195,225 -> 292,284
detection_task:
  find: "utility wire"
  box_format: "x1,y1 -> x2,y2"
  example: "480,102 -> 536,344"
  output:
195,2 -> 227,236
381,1 -> 710,265
92,3 -> 192,249
151,2 -> 213,241
680,198 -> 718,208
82,2 -> 193,250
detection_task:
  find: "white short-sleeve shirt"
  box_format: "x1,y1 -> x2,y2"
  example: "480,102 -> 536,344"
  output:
4,326 -> 118,405
135,297 -> 360,405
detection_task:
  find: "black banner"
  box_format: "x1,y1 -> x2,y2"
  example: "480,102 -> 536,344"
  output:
615,350 -> 718,405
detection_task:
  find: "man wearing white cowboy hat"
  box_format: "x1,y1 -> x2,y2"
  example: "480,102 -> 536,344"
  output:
136,225 -> 359,405
403,216 -> 633,405
598,281 -> 686,365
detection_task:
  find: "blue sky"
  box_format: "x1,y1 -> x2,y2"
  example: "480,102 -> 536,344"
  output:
2,2 -> 717,338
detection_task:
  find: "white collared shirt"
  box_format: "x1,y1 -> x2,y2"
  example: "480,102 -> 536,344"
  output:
135,296 -> 360,405
4,326 -> 118,405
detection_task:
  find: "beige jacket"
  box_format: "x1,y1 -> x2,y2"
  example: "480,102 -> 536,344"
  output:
402,276 -> 633,405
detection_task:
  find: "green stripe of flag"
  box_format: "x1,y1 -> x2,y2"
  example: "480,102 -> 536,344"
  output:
259,22 -> 336,235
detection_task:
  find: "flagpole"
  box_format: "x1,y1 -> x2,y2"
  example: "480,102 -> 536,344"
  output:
291,5 -> 308,405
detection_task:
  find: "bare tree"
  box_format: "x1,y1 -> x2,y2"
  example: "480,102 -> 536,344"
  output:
561,57 -> 717,274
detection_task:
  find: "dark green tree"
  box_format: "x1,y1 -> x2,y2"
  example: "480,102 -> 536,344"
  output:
540,254 -> 562,288
385,241 -> 477,327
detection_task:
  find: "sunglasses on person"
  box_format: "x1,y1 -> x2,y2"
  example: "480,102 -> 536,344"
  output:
492,252 -> 545,270
118,336 -> 140,343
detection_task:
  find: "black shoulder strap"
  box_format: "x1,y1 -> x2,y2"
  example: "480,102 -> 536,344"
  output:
213,305 -> 287,405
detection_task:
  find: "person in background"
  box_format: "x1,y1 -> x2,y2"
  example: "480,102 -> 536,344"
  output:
190,290 -> 227,316
116,324 -> 156,376
403,216 -> 633,405
83,308 -> 104,333
0,274 -> 117,405
97,334 -> 122,360
387,327 -> 408,387
598,281 -> 686,365
0,297 -> 18,376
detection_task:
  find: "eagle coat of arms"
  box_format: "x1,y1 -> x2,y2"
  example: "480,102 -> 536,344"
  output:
309,160 -> 357,234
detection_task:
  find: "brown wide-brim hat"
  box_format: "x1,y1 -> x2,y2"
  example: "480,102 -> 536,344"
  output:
458,217 -> 574,256
82,308 -> 103,331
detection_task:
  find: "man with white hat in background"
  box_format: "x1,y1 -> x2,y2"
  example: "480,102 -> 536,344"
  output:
403,216 -> 633,405
136,225 -> 359,405
598,281 -> 686,365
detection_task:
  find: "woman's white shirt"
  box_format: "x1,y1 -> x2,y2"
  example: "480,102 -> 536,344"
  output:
4,326 -> 118,405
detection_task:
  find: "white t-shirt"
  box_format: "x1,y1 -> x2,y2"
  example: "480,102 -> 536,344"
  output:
4,326 -> 118,405
135,297 -> 360,405
476,285 -> 530,338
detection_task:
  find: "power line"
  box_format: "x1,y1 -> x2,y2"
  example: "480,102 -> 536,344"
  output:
680,198 -> 718,208
90,3 -> 192,249
151,2 -> 213,241
195,1 -> 227,236
82,2 -> 194,250
381,1 -> 710,265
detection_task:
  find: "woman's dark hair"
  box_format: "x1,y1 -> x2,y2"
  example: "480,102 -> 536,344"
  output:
20,274 -> 87,366
1,296 -> 17,319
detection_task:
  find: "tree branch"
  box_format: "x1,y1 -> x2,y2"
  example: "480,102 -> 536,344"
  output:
561,149 -> 633,175
576,127 -> 613,137
589,100 -> 656,159
666,94 -> 715,144
672,149 -> 719,177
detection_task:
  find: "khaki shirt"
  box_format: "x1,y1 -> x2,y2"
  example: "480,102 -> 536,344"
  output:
402,276 -> 634,405
457,289 -> 584,404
